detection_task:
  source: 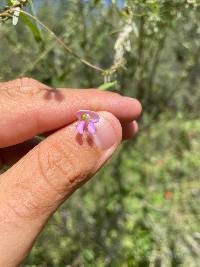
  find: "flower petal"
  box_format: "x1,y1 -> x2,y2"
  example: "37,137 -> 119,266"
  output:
87,121 -> 96,135
76,121 -> 85,135
89,111 -> 100,123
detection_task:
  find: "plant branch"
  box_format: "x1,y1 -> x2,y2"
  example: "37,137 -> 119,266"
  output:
18,10 -> 104,73
0,0 -> 28,22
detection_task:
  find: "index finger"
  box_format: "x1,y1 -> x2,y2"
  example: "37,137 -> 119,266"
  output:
0,78 -> 142,148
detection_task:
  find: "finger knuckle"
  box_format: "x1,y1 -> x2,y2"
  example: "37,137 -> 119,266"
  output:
17,77 -> 37,85
0,77 -> 44,101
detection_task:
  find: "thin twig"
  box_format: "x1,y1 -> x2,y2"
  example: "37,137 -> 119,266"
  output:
17,9 -> 104,73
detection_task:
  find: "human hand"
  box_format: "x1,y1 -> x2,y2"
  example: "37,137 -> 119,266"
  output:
0,78 -> 142,266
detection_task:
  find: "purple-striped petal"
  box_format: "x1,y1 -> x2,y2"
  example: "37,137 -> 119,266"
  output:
76,121 -> 85,135
89,111 -> 100,123
87,121 -> 96,135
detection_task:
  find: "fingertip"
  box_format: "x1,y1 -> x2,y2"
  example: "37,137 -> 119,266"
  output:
123,97 -> 142,119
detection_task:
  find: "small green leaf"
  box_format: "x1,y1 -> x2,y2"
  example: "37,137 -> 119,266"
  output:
98,81 -> 117,91
29,0 -> 43,37
20,13 -> 42,42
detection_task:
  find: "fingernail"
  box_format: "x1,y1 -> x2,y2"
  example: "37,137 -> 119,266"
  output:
93,113 -> 121,150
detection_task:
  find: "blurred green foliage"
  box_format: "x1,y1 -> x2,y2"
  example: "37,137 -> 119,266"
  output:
0,0 -> 200,266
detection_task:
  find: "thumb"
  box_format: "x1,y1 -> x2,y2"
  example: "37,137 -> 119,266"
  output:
0,111 -> 122,266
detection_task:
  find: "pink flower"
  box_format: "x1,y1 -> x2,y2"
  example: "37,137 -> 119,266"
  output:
75,110 -> 100,135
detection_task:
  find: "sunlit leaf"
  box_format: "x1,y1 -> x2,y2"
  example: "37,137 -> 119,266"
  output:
29,0 -> 43,38
20,13 -> 42,42
98,81 -> 117,90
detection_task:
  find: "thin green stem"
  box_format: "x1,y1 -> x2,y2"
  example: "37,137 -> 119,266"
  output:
18,9 -> 104,73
